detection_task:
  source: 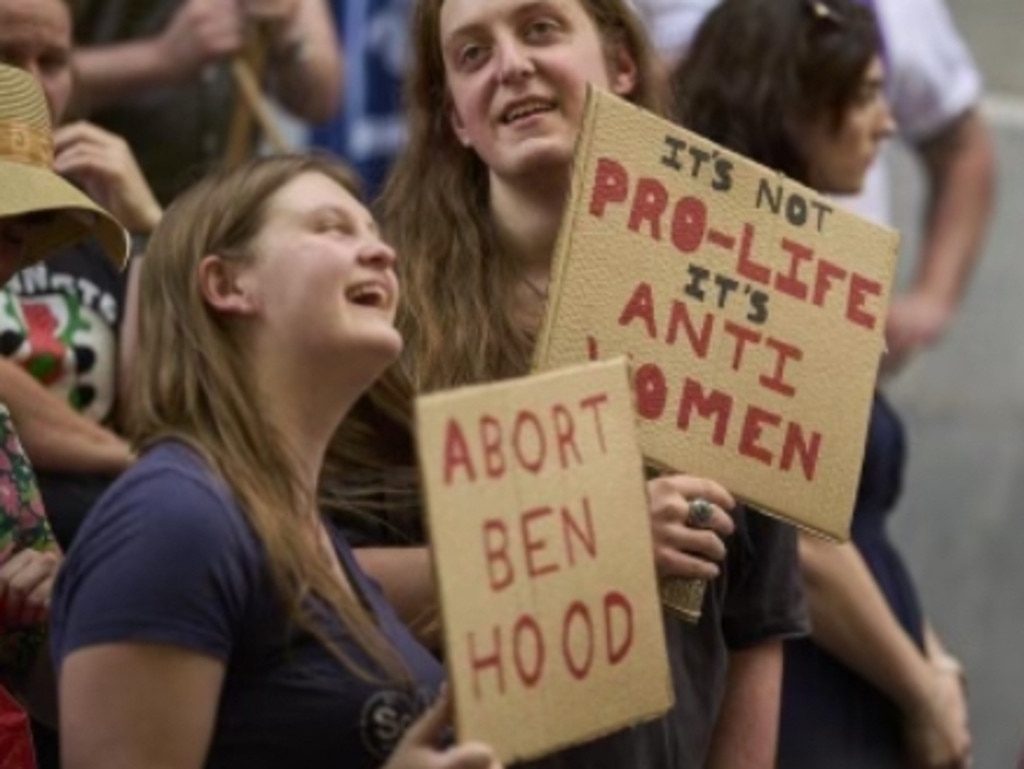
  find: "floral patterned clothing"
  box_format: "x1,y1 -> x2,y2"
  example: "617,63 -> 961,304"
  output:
0,403 -> 55,676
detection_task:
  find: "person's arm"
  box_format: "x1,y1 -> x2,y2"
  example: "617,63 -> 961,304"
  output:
353,546 -> 441,650
0,358 -> 134,475
53,123 -> 163,236
922,622 -> 965,686
250,0 -> 344,124
355,474 -> 735,650
646,474 -> 735,581
60,643 -> 225,769
885,109 -> 996,371
0,546 -> 62,728
799,534 -> 971,767
72,0 -> 245,115
704,641 -> 783,769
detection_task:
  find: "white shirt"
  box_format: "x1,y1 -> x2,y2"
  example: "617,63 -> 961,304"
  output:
631,0 -> 983,223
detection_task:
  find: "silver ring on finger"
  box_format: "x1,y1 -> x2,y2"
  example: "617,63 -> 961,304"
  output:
687,497 -> 714,529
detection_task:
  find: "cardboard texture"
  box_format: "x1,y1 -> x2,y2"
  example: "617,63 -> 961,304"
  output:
416,358 -> 673,763
534,88 -> 899,544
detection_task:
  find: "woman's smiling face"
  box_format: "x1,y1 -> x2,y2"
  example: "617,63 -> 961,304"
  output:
440,0 -> 637,184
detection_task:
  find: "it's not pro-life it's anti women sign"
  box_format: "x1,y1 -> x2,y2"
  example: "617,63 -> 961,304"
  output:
535,88 -> 900,542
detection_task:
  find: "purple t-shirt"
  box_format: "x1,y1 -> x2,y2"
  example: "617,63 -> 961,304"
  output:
51,441 -> 443,768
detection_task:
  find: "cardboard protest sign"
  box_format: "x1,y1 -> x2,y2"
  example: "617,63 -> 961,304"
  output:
534,88 -> 899,542
416,358 -> 672,763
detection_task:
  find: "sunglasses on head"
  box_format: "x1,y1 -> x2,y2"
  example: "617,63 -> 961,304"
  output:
805,0 -> 845,24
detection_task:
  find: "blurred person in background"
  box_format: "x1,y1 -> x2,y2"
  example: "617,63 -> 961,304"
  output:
70,0 -> 343,204
0,1 -> 160,761
0,0 -> 155,555
311,0 -> 413,200
674,0 -> 971,766
0,61 -> 130,769
633,0 -> 996,374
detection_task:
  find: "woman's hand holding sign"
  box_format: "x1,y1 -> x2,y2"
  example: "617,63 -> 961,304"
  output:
384,687 -> 503,769
647,475 -> 735,580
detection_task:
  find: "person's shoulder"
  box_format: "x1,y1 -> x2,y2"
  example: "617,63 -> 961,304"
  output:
7,239 -> 120,293
56,239 -> 123,282
877,0 -> 981,139
50,442 -> 260,663
879,0 -> 977,74
82,441 -> 247,546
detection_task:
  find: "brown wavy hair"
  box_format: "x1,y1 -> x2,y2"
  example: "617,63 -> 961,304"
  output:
672,0 -> 882,185
130,154 -> 407,682
321,0 -> 668,550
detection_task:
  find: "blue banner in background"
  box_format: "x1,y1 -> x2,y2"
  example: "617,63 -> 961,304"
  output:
312,0 -> 412,199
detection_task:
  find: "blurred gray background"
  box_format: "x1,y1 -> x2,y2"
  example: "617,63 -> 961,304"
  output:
887,1 -> 1024,766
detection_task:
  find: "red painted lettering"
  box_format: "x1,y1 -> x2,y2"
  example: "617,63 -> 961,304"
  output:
629,177 -> 668,240
562,601 -> 595,681
512,614 -> 545,688
780,422 -> 823,481
739,406 -> 781,466
759,337 -> 803,398
512,410 -> 547,474
635,362 -> 667,420
480,414 -> 505,479
847,273 -> 883,331
723,320 -> 762,372
736,224 -> 771,284
604,591 -> 634,665
579,393 -> 611,454
562,496 -> 597,566
677,378 -> 733,446
775,238 -> 814,300
671,196 -> 707,253
521,507 -> 559,580
443,419 -> 476,485
589,158 -> 629,218
812,259 -> 847,308
666,300 -> 713,358
552,404 -> 583,469
467,626 -> 505,701
618,281 -> 657,340
482,519 -> 514,592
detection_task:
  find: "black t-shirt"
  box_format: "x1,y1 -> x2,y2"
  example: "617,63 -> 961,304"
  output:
1,240 -> 125,422
51,442 -> 445,768
0,240 -> 128,549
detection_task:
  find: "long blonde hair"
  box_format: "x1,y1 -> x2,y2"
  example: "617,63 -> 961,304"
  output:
131,154 -> 406,682
322,0 -> 668,535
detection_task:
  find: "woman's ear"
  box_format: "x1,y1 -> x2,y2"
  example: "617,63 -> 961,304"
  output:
449,104 -> 473,147
608,41 -> 639,97
198,254 -> 258,315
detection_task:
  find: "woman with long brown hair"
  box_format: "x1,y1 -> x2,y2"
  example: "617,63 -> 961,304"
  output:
674,0 -> 970,766
324,2 -> 808,767
49,155 -> 501,769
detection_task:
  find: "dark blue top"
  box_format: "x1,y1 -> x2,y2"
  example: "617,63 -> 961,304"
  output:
51,441 -> 444,769
778,393 -> 924,769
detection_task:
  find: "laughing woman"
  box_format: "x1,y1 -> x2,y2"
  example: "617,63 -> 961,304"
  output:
50,155 -> 500,769
323,2 -> 808,768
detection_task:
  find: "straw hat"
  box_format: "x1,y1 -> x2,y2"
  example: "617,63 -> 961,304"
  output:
0,63 -> 129,269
